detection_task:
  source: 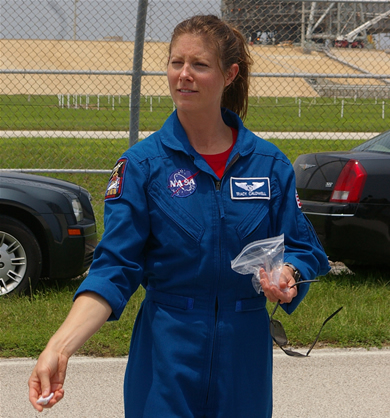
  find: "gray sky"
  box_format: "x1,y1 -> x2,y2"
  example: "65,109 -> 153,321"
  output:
0,0 -> 221,42
1,1 -> 388,46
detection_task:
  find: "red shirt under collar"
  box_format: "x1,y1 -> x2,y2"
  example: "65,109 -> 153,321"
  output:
200,128 -> 238,179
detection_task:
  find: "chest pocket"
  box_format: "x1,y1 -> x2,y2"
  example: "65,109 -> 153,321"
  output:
235,202 -> 270,241
148,181 -> 205,244
234,180 -> 280,242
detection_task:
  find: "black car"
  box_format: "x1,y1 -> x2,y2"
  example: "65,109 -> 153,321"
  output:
0,172 -> 97,295
293,130 -> 390,268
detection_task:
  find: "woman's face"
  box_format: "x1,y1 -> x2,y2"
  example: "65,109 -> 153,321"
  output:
167,34 -> 236,116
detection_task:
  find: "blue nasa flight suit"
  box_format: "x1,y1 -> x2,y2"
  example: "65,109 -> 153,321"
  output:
75,109 -> 330,417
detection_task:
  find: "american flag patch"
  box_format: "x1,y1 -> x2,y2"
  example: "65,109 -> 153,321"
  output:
295,190 -> 302,209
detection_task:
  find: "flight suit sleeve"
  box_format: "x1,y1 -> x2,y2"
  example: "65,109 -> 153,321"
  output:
271,159 -> 330,313
74,154 -> 150,320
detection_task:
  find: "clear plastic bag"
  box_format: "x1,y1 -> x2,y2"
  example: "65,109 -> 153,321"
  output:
231,234 -> 285,294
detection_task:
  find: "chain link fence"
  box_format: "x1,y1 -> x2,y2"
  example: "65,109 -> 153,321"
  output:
1,0 -> 390,173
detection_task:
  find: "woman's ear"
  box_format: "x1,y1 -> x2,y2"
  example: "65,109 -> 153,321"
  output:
225,63 -> 239,87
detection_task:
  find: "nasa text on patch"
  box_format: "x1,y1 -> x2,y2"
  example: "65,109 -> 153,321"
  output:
230,177 -> 271,200
105,158 -> 128,200
168,168 -> 199,198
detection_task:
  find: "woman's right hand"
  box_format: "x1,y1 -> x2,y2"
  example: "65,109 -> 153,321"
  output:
259,267 -> 297,304
27,292 -> 113,411
28,347 -> 68,411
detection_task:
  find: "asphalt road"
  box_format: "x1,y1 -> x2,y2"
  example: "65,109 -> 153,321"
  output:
1,348 -> 389,418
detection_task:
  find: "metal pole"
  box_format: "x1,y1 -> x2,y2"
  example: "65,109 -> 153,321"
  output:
306,2 -> 316,40
73,0 -> 78,41
129,0 -> 149,147
301,1 -> 305,48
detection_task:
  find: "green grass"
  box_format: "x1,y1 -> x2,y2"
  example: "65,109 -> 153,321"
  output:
0,269 -> 389,358
1,94 -> 389,132
281,270 -> 390,348
0,278 -> 145,357
2,137 -> 364,170
1,173 -> 389,356
1,137 -> 130,170
1,137 -> 367,239
245,96 -> 390,132
1,95 -> 389,357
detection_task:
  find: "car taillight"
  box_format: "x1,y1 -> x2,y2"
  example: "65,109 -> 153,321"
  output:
330,159 -> 367,203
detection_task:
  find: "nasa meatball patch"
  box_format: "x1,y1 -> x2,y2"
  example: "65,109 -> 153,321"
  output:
230,177 -> 271,200
105,158 -> 128,200
168,168 -> 199,198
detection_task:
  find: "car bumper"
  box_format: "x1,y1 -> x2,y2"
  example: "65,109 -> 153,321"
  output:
302,200 -> 390,266
49,221 -> 98,279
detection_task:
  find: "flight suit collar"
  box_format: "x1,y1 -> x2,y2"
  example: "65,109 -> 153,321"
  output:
159,109 -> 256,159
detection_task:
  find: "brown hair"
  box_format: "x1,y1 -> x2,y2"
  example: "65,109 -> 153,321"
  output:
169,15 -> 253,120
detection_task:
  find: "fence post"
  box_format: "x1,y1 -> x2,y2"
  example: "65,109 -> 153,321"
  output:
129,0 -> 149,148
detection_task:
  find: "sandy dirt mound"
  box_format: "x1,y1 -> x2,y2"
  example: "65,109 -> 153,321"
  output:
1,39 -> 385,96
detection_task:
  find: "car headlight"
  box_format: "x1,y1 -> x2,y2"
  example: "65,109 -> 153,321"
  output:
72,198 -> 84,222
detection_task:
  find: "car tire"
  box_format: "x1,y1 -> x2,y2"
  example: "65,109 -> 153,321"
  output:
0,215 -> 42,296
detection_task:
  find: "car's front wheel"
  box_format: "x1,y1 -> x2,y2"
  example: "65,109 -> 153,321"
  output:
0,215 -> 42,296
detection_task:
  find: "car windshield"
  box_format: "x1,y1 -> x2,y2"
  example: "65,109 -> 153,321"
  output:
353,130 -> 390,154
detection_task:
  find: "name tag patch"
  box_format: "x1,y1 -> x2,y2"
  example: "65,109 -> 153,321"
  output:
230,177 -> 270,200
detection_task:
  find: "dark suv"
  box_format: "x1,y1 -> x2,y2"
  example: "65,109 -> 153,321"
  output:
0,172 -> 98,296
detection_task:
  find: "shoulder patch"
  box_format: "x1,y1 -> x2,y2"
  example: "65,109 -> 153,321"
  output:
295,189 -> 302,209
105,158 -> 128,200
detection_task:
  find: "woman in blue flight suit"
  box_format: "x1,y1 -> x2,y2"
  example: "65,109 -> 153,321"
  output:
29,15 -> 329,418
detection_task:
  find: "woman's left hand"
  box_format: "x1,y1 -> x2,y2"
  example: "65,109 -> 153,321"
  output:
259,266 -> 298,304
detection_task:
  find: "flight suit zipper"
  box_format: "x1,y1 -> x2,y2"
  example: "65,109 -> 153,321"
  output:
205,153 -> 240,408
214,153 -> 240,191
214,153 -> 240,218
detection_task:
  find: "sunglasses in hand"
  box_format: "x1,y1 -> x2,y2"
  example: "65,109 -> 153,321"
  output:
270,280 -> 343,357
